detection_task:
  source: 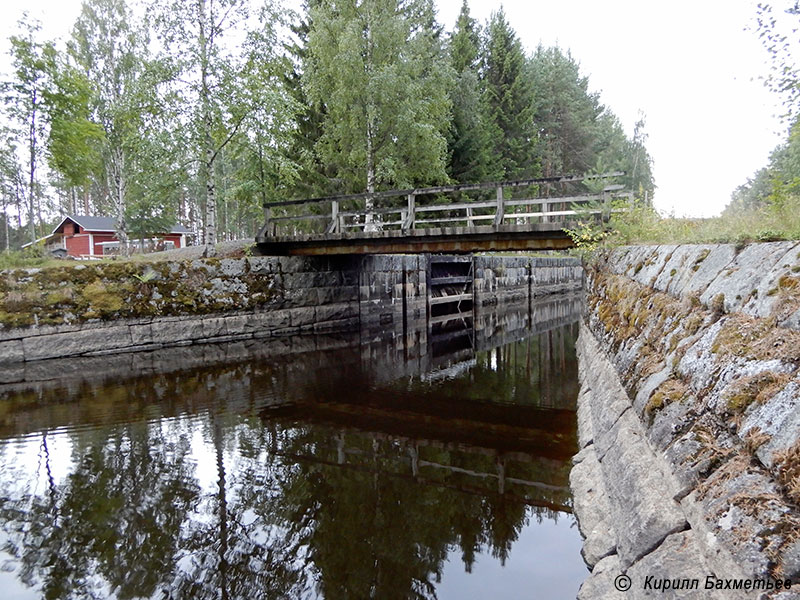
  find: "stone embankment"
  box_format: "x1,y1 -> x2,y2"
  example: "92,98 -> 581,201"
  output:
573,242 -> 800,599
0,253 -> 582,375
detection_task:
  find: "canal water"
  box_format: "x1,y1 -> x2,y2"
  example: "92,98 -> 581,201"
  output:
0,294 -> 586,599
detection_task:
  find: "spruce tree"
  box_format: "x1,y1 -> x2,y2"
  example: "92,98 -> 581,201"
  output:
481,9 -> 536,180
447,0 -> 497,183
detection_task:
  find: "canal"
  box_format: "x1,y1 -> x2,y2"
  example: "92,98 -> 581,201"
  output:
0,293 -> 586,599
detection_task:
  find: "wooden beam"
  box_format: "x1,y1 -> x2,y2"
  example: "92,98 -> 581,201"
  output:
262,171 -> 625,209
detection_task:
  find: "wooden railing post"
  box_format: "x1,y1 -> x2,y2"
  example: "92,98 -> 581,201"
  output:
403,193 -> 415,230
325,200 -> 339,233
493,186 -> 504,226
602,190 -> 610,222
542,201 -> 549,224
263,206 -> 272,236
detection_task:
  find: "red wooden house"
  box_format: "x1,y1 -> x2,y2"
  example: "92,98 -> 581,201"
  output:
24,215 -> 192,258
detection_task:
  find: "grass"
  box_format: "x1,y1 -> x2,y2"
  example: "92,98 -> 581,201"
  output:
603,196 -> 800,247
0,240 -> 256,271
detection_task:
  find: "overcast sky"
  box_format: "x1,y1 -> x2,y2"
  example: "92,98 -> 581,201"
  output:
0,0 -> 789,217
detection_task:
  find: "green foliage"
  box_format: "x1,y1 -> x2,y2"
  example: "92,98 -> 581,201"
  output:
604,196 -> 800,247
529,45 -> 602,177
482,8 -> 536,180
43,55 -> 104,189
446,1 -> 497,183
305,0 -> 454,193
0,244 -> 54,270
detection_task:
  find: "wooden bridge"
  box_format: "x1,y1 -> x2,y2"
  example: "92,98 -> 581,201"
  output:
256,172 -> 631,255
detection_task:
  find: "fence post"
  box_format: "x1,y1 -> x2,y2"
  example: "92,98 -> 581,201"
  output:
493,186 -> 504,226
263,206 -> 272,236
542,200 -> 549,224
602,190 -> 610,222
326,200 -> 339,234
403,193 -> 415,230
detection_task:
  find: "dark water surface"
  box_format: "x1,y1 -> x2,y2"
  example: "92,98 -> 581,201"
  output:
0,295 -> 586,599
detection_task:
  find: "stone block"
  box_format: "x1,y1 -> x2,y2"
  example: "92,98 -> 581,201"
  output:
577,554 -> 626,600
316,302 -> 359,323
626,530 -> 729,600
741,242 -> 800,319
598,410 -> 687,568
22,325 -> 134,361
289,306 -> 316,327
0,339 -> 24,364
570,446 -> 617,568
700,242 -> 791,312
149,318 -> 205,344
246,256 -> 279,274
681,464 -> 794,579
632,245 -> 677,287
219,258 -> 247,277
0,362 -> 24,383
741,377 -> 800,470
201,317 -> 228,339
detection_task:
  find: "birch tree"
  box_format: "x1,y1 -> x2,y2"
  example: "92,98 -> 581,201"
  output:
69,0 -> 150,251
152,0 -> 252,250
305,0 -> 453,224
4,16 -> 54,243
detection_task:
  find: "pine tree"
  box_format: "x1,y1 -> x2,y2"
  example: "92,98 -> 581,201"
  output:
529,45 -> 603,177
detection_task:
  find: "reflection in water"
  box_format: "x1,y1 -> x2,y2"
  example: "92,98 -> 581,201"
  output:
0,294 -> 584,599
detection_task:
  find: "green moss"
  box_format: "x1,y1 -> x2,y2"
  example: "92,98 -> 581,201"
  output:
724,371 -> 791,414
670,268 -> 677,276
45,287 -> 74,306
79,281 -> 125,314
645,378 -> 688,423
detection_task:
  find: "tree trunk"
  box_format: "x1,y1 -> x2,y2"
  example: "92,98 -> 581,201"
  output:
110,146 -> 129,255
28,88 -> 37,244
199,0 -> 216,252
363,5 -> 377,231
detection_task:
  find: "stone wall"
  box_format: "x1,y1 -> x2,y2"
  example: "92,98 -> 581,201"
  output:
574,242 -> 800,599
0,256 -> 360,371
0,253 -> 584,371
358,254 -> 428,331
473,255 -> 583,306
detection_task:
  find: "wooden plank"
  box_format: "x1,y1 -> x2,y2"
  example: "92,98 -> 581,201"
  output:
270,213 -> 330,222
430,293 -> 473,305
430,276 -> 472,285
263,171 -> 625,208
493,186 -> 504,226
414,201 -> 497,212
430,311 -> 474,325
335,206 -> 405,217
502,193 -> 611,207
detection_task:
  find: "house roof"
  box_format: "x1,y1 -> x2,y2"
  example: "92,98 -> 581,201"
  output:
52,215 -> 192,235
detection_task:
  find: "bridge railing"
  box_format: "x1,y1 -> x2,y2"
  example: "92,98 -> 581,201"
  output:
259,172 -> 631,238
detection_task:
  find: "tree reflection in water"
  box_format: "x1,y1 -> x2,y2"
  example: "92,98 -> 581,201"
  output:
0,316 -> 580,600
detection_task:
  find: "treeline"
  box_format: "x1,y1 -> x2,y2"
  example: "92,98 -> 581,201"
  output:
727,3 -> 800,215
0,0 -> 654,250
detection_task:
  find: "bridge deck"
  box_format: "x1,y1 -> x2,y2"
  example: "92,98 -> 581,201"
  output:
256,172 -> 630,255
256,222 -> 574,255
